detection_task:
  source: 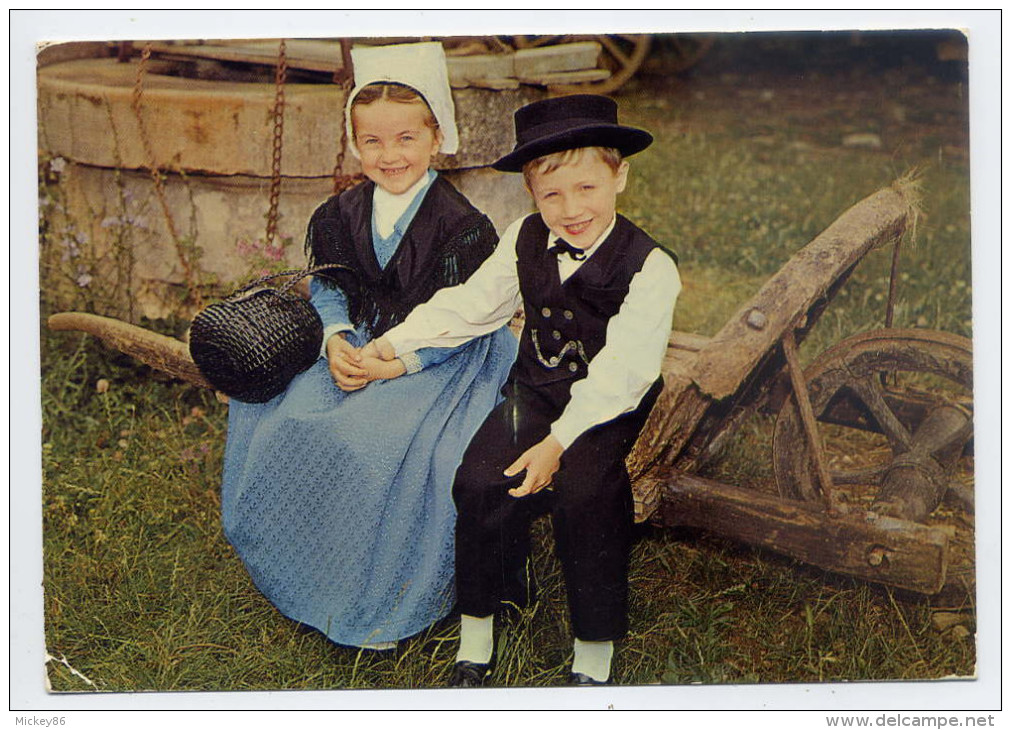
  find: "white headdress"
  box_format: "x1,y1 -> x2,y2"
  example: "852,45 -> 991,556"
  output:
344,41 -> 459,158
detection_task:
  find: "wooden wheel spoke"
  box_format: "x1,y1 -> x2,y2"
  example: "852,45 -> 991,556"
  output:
597,35 -> 632,68
849,374 -> 914,450
774,329 -> 973,503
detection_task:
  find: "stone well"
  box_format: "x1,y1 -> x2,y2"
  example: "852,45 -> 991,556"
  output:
37,43 -> 540,320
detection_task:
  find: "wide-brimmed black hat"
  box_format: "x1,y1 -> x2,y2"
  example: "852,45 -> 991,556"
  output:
492,94 -> 653,173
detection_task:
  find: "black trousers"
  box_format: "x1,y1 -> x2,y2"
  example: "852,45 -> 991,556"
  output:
453,378 -> 661,641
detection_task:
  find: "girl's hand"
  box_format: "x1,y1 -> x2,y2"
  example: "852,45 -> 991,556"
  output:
505,435 -> 564,498
360,355 -> 407,383
326,333 -> 368,391
362,336 -> 396,362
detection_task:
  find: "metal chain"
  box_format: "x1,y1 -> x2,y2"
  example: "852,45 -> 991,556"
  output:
131,42 -> 203,306
265,39 -> 288,248
332,40 -> 364,195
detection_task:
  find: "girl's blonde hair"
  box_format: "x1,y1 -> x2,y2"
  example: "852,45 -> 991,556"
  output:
522,146 -> 624,188
350,82 -> 440,138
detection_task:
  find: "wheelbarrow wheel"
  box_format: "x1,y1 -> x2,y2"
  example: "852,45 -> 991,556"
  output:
772,328 -> 975,601
773,328 -> 973,506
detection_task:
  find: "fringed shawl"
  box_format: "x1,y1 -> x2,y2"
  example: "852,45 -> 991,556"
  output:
306,176 -> 499,338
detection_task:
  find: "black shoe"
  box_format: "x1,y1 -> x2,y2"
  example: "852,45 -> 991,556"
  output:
569,672 -> 613,686
449,660 -> 493,688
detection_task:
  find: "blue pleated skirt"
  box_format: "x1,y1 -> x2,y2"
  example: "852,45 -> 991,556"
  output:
220,327 -> 516,647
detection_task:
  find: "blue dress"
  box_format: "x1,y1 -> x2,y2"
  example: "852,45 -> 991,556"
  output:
220,176 -> 516,647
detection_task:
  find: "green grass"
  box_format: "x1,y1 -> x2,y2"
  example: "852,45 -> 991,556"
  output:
40,52 -> 974,693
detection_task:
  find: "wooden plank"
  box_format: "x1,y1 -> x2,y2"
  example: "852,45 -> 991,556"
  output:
146,40 -> 344,75
447,54 -> 515,85
513,41 -> 600,76
658,470 -> 949,594
451,77 -> 521,91
518,69 -> 612,86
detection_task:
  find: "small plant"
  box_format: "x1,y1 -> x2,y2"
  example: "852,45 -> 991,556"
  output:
235,233 -> 297,281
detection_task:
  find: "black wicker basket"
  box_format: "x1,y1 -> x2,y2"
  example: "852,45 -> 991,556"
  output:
189,266 -> 348,403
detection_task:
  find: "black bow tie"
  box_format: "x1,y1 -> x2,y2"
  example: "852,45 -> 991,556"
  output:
547,239 -> 587,261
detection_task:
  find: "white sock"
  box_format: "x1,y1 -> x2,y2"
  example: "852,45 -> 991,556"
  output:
359,641 -> 397,651
455,614 -> 494,664
572,639 -> 613,682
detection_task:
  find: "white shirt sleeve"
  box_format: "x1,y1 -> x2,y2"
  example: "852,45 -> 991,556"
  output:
550,248 -> 681,449
383,216 -> 526,355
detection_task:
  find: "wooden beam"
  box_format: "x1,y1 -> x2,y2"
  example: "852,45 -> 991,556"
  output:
658,470 -> 949,594
48,312 -> 212,390
513,41 -> 601,76
690,188 -> 911,400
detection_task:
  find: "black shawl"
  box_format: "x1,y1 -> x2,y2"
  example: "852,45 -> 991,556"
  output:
305,176 -> 499,338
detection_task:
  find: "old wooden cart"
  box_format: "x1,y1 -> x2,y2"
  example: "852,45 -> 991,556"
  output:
49,181 -> 974,598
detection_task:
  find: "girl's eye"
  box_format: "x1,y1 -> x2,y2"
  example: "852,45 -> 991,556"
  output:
400,135 -> 415,143
361,138 -> 379,146
580,185 -> 595,191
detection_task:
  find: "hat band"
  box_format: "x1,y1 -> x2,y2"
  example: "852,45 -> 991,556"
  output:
518,116 -> 620,146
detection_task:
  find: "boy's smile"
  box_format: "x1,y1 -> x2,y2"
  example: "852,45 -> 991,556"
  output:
352,98 -> 442,195
527,150 -> 629,250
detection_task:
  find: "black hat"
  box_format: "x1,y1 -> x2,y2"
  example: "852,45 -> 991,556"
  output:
492,94 -> 653,173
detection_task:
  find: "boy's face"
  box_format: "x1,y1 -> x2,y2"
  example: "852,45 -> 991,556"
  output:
526,150 -> 629,250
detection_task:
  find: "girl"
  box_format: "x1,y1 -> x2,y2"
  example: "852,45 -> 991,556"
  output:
220,43 -> 516,650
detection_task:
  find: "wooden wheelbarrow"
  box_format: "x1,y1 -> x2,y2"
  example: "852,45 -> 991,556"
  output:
49,183 -> 974,596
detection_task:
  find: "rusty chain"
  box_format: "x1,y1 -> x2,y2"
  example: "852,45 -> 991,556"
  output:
265,39 -> 288,248
332,39 -> 364,195
131,42 -> 203,307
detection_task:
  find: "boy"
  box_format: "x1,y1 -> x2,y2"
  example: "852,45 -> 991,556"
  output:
368,94 -> 681,685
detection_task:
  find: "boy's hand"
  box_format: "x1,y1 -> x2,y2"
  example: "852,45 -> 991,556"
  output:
362,336 -> 396,362
505,435 -> 564,498
326,333 -> 368,391
359,355 -> 407,383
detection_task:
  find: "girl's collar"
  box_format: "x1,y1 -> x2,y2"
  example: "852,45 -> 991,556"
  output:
372,169 -> 437,239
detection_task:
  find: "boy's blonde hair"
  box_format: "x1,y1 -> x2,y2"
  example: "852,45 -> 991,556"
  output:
350,82 -> 440,138
522,146 -> 624,188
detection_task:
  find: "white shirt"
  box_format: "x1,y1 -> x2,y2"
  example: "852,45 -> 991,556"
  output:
372,169 -> 435,239
384,214 -> 682,449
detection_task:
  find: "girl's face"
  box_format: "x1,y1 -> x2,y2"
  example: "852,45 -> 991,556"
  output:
352,98 -> 442,195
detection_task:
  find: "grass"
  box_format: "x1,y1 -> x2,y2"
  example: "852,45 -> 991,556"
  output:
39,39 -> 975,695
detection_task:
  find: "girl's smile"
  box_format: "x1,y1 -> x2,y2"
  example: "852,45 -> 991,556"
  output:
352,98 -> 442,195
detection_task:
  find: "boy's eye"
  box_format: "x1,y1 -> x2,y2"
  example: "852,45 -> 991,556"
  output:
580,184 -> 595,191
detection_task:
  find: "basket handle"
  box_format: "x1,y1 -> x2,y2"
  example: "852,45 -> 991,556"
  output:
229,264 -> 352,298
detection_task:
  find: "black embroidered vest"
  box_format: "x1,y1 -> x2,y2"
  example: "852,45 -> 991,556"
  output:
305,176 -> 498,338
511,214 -> 673,405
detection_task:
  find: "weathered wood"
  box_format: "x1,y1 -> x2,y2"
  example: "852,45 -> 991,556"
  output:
451,77 -> 520,91
630,188 -> 913,498
517,69 -> 612,86
146,40 -> 347,75
143,40 -> 602,90
47,312 -> 212,390
782,330 -> 838,512
773,328 -> 974,504
691,187 -> 912,401
447,53 -> 515,86
873,404 -> 972,522
513,42 -> 601,76
658,471 -> 949,594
